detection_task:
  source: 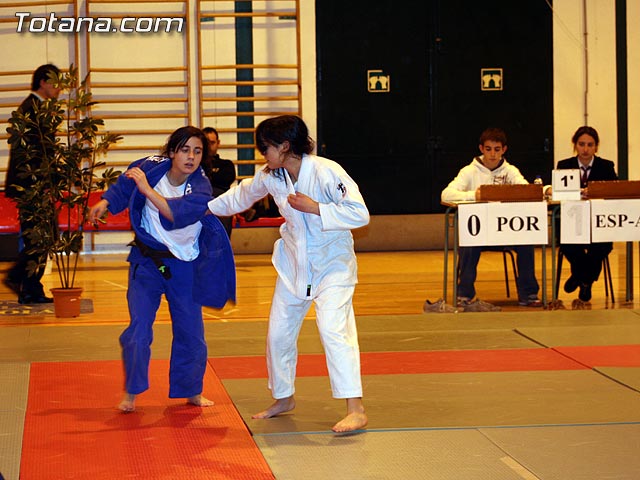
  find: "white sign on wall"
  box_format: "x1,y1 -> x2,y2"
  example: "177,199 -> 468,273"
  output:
481,68 -> 503,91
367,70 -> 390,93
591,199 -> 640,242
458,202 -> 547,246
560,200 -> 590,244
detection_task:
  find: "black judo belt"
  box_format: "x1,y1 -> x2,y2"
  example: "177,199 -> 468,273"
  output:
129,236 -> 175,279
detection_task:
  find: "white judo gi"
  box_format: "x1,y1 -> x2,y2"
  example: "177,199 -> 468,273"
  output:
208,154 -> 370,399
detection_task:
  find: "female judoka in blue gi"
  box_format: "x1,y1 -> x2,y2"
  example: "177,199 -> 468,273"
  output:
89,126 -> 235,412
207,115 -> 369,432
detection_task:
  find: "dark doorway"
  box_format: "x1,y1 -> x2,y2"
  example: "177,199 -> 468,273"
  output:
315,0 -> 553,214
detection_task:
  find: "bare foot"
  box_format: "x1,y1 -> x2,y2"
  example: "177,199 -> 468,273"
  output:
332,411 -> 368,432
251,396 -> 295,419
187,394 -> 214,407
332,397 -> 368,432
119,393 -> 136,413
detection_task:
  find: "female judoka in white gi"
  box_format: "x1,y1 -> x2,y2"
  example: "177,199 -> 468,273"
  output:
89,126 -> 235,412
207,115 -> 370,432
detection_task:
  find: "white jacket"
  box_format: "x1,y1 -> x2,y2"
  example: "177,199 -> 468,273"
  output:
441,156 -> 529,202
208,154 -> 370,299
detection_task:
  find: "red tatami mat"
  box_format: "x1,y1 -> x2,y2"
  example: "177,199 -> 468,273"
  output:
554,345 -> 640,367
210,348 -> 589,379
21,360 -> 273,480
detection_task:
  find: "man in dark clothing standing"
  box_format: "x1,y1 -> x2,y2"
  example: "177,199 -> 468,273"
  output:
4,64 -> 61,304
201,126 -> 236,237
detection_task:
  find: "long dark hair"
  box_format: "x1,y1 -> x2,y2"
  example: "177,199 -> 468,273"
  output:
161,126 -> 207,157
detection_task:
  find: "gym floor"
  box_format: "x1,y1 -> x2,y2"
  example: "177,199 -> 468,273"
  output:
1,245 -> 639,479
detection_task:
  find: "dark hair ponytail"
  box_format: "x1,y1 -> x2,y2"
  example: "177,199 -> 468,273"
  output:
256,115 -> 314,157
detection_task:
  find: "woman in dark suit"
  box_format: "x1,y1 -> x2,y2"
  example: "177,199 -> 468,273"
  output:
556,126 -> 618,302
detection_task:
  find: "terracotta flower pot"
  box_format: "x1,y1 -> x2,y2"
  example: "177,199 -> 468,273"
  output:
50,287 -> 83,318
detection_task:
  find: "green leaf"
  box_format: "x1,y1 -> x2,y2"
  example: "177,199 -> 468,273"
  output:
7,63 -> 123,289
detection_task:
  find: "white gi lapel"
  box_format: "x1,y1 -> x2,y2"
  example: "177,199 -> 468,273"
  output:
295,154 -> 313,194
283,163 -> 311,298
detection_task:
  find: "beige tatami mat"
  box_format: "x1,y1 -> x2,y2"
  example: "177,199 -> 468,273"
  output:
254,429 -> 539,480
0,363 -> 30,480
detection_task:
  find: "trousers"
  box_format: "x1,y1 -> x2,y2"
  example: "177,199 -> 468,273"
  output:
560,242 -> 613,284
8,217 -> 50,296
266,278 -> 363,399
458,245 -> 539,300
121,253 -> 207,398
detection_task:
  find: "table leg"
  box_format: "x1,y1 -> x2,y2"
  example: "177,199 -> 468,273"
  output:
541,244 -> 547,306
443,210 -> 450,304
551,205 -> 559,301
627,241 -> 634,302
453,210 -> 459,306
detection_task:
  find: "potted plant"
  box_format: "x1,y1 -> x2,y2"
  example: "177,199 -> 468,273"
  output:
7,65 -> 121,317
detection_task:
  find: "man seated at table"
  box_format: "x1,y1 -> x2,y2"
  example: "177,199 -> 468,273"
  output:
441,127 -> 542,311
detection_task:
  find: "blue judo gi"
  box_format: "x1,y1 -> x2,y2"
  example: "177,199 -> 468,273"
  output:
102,155 -> 236,398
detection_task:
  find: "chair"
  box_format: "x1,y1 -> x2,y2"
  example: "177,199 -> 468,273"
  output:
554,250 -> 614,303
492,247 -> 519,298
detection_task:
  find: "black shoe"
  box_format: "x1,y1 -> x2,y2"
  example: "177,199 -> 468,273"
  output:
578,283 -> 592,302
564,276 -> 580,294
18,294 -> 54,304
3,277 -> 21,295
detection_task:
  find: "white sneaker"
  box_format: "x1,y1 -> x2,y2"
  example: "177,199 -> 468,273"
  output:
423,298 -> 456,313
458,298 -> 501,312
